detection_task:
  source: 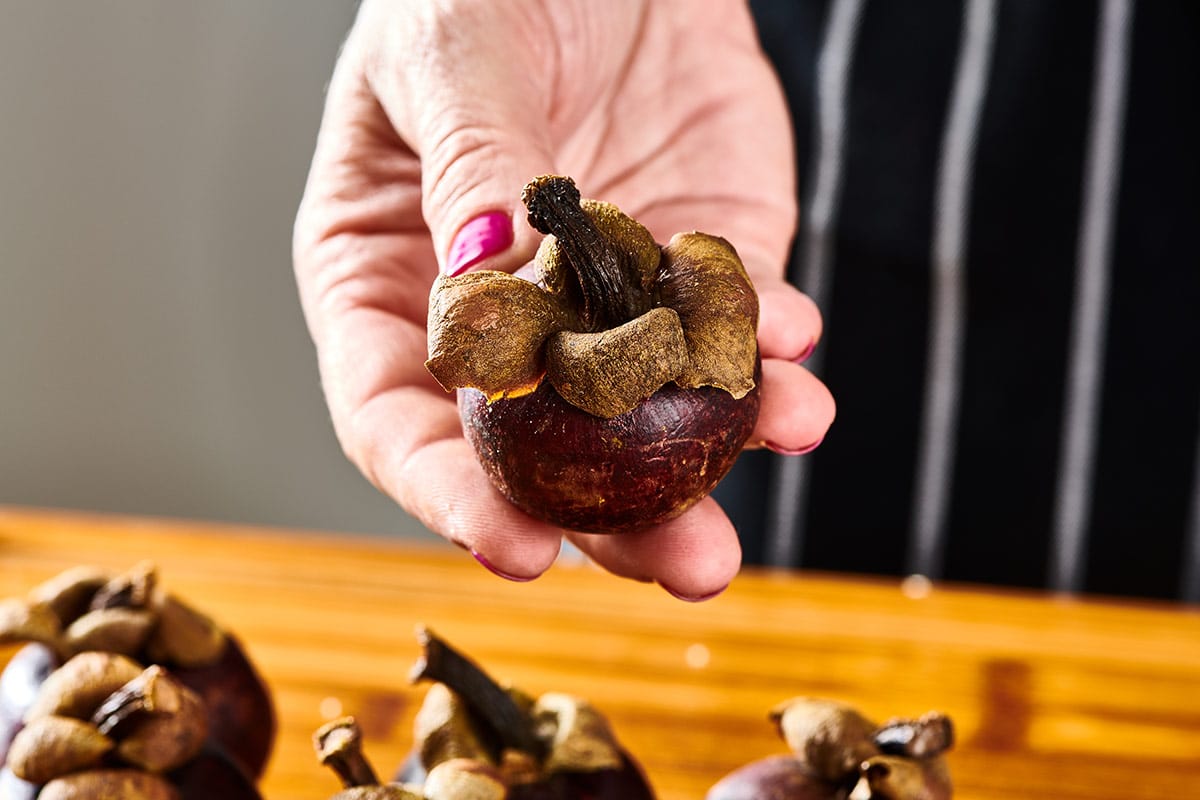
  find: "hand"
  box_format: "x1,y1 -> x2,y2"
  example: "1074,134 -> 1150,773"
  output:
293,0 -> 835,599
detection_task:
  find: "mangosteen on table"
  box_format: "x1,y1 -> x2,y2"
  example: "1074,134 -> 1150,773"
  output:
0,563 -> 273,798
706,698 -> 955,800
315,625 -> 655,799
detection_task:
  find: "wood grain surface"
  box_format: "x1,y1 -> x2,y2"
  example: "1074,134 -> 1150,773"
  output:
1,506 -> 1197,799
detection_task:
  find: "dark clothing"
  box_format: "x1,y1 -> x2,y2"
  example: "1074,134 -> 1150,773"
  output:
721,0 -> 1200,601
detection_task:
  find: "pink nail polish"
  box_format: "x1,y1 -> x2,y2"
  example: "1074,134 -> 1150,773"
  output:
765,436 -> 824,456
471,548 -> 539,582
661,583 -> 729,603
794,339 -> 817,363
446,211 -> 513,276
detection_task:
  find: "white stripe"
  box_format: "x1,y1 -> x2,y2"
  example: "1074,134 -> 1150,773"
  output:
1050,0 -> 1135,593
909,0 -> 998,578
764,0 -> 866,567
1183,413 -> 1200,603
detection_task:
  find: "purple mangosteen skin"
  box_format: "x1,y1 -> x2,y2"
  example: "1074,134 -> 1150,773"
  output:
459,359 -> 761,534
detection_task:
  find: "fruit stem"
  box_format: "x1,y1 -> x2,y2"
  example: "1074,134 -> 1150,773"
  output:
314,718 -> 381,788
522,175 -> 645,331
409,626 -> 544,759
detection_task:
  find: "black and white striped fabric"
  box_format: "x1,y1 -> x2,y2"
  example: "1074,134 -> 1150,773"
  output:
718,0 -> 1200,601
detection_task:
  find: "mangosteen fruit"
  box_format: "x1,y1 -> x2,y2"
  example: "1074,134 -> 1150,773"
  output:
426,175 -> 761,533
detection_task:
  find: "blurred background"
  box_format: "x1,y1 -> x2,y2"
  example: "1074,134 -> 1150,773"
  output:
1,3 -> 436,540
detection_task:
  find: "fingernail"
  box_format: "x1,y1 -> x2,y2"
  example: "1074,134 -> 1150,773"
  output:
793,339 -> 817,363
765,436 -> 824,456
471,548 -> 539,582
446,211 -> 513,276
661,583 -> 729,603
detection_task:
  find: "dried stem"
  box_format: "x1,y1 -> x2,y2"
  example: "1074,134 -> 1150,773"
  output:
314,717 -> 381,788
409,625 -> 544,759
522,175 -> 645,331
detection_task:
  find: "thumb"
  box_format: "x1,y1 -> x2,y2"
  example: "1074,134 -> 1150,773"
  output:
425,120 -> 556,278
359,4 -> 557,276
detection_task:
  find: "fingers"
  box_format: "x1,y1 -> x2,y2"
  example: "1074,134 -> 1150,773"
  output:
347,383 -> 566,580
566,498 -> 743,601
396,439 -> 567,580
351,353 -> 744,593
751,358 -> 837,454
756,279 -> 824,362
747,268 -> 834,452
415,115 -> 553,277
355,1 -> 556,276
304,289 -> 563,580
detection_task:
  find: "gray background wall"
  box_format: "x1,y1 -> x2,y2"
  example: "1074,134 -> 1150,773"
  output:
1,3 -> 434,541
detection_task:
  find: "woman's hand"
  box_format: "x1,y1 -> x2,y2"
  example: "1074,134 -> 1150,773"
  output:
293,0 -> 834,600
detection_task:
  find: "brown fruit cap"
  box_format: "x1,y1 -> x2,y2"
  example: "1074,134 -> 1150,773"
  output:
426,270 -> 572,402
849,754 -> 953,800
658,232 -> 759,396
426,175 -> 759,419
0,599 -> 61,650
769,697 -> 880,783
25,567 -> 110,625
423,758 -> 507,800
532,692 -> 623,775
38,768 -> 180,800
545,307 -> 689,418
412,683 -> 493,770
96,665 -> 209,773
23,651 -> 145,722
331,788 -> 425,800
62,607 -> 156,658
6,564 -> 231,670
145,593 -> 227,668
6,715 -> 114,784
873,712 -> 955,759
